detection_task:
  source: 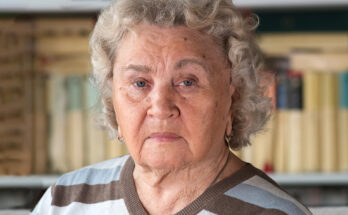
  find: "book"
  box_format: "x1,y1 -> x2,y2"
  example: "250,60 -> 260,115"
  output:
274,110 -> 288,173
258,33 -> 348,56
36,35 -> 90,56
85,76 -> 106,165
47,73 -> 69,173
34,19 -> 95,172
66,75 -> 85,171
0,23 -> 33,175
302,71 -> 320,172
290,52 -> 348,71
35,55 -> 91,75
319,72 -> 338,172
251,116 -> 275,172
32,72 -> 48,174
34,19 -> 92,75
338,71 -> 348,171
286,71 -> 303,173
272,58 -> 290,173
34,18 -> 95,36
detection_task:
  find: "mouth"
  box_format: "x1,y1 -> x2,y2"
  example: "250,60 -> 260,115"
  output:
147,132 -> 182,142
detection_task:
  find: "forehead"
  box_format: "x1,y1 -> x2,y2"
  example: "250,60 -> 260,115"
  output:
130,24 -> 216,44
115,23 -> 225,64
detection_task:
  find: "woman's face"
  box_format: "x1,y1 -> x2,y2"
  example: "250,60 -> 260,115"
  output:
113,24 -> 235,170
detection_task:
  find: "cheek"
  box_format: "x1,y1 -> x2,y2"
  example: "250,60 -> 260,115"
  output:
181,97 -> 216,134
182,90 -> 229,140
120,85 -> 148,103
113,85 -> 147,136
113,81 -> 146,110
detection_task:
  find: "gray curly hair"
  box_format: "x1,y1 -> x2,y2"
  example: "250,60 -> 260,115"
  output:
89,0 -> 272,149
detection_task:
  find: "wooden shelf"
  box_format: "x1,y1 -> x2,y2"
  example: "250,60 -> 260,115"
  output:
1,0 -> 348,13
1,173 -> 348,188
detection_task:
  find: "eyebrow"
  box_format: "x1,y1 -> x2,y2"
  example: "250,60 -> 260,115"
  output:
121,64 -> 151,73
174,58 -> 208,73
121,58 -> 208,73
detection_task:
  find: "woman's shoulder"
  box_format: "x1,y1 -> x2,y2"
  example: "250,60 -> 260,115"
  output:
55,154 -> 130,187
31,155 -> 131,215
222,164 -> 312,215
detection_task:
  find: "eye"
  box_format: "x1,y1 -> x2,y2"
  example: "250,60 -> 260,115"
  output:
135,80 -> 147,88
182,80 -> 193,86
180,79 -> 195,87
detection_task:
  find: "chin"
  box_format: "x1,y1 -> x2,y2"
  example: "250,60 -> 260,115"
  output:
136,140 -> 191,170
140,152 -> 188,170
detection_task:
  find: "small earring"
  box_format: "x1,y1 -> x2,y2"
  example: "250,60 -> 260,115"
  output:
117,136 -> 125,143
224,133 -> 233,150
224,134 -> 231,145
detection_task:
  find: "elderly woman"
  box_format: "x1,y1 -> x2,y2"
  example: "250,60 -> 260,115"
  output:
32,0 -> 311,214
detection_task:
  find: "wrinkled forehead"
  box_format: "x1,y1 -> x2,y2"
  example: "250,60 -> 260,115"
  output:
130,23 -> 215,42
115,23 -> 227,64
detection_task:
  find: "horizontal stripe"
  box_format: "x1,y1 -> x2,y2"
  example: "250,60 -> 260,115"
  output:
50,199 -> 129,215
197,210 -> 217,215
204,193 -> 286,215
55,155 -> 129,186
55,166 -> 122,186
244,176 -> 311,215
88,155 -> 129,169
225,183 -> 307,215
52,181 -> 123,207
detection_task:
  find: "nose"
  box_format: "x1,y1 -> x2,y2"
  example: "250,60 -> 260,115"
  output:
147,84 -> 180,119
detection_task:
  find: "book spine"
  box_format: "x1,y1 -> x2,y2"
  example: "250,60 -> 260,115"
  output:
302,71 -> 320,172
276,72 -> 289,109
85,76 -> 106,165
47,73 -> 68,173
274,70 -> 289,173
274,111 -> 288,173
319,72 -> 338,172
338,71 -> 348,171
66,75 -> 84,171
286,71 -> 303,173
32,72 -> 47,174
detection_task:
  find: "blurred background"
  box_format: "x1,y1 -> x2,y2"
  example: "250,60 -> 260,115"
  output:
0,0 -> 348,213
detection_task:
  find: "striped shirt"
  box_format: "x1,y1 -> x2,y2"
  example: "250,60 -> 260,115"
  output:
31,155 -> 312,215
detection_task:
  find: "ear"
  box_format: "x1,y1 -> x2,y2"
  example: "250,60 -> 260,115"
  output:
225,84 -> 236,137
117,125 -> 123,138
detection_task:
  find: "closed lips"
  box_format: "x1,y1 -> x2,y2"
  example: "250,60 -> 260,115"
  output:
148,132 -> 182,141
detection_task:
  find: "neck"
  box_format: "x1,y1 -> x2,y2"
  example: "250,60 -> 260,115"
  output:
133,148 -> 244,215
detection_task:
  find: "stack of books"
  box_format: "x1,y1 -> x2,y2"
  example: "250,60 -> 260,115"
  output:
238,33 -> 348,173
0,19 -> 33,175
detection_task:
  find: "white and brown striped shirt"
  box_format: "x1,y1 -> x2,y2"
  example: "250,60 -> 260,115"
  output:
31,155 -> 312,215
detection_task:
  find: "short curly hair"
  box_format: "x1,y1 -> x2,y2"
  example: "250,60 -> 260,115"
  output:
89,0 -> 272,149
